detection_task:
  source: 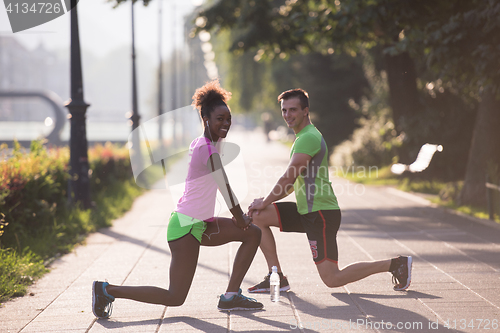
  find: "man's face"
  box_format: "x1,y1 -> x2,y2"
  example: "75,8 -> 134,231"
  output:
281,97 -> 308,131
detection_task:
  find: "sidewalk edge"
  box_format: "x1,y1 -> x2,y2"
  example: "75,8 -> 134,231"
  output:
384,186 -> 500,231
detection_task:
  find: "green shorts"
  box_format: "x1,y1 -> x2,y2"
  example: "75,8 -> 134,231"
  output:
167,212 -> 208,243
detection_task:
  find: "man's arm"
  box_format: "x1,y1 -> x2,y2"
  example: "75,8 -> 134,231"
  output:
249,153 -> 311,212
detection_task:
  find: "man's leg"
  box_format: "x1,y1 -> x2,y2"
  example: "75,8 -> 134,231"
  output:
307,209 -> 411,290
316,259 -> 391,288
251,204 -> 284,273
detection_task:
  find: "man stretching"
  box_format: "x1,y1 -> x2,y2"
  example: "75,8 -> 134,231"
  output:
247,88 -> 412,293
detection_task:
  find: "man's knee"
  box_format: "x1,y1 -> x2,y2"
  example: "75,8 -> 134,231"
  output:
323,277 -> 342,288
317,262 -> 342,288
251,212 -> 266,227
319,272 -> 342,288
251,206 -> 278,228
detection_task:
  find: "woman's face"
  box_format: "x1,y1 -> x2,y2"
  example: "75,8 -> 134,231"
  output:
206,105 -> 231,141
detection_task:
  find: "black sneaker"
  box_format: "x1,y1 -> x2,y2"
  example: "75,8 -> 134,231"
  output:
248,273 -> 290,293
92,281 -> 115,319
391,256 -> 412,291
217,289 -> 264,311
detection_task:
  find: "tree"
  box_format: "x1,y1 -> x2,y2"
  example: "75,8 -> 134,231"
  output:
201,3 -> 370,149
109,0 -> 151,7
199,0 -> 500,206
197,0 -> 437,162
421,0 -> 500,206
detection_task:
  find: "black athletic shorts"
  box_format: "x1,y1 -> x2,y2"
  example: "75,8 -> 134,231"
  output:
273,202 -> 341,264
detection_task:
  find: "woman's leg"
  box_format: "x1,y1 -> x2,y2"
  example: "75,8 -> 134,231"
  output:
201,218 -> 261,293
106,234 -> 200,306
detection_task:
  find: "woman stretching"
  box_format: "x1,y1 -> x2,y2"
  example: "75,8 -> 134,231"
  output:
92,79 -> 263,318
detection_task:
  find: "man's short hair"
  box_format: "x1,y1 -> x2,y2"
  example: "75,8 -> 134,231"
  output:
278,88 -> 309,109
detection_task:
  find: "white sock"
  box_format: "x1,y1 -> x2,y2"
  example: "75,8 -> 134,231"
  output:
224,292 -> 238,299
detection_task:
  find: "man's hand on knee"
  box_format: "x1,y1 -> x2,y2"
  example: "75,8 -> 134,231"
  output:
248,197 -> 267,217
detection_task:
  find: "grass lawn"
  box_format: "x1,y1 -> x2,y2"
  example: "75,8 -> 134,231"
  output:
337,165 -> 500,224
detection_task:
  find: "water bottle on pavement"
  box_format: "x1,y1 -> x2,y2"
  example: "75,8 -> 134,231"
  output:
270,266 -> 280,302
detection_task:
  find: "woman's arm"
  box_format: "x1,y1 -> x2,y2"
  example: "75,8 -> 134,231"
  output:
207,153 -> 251,229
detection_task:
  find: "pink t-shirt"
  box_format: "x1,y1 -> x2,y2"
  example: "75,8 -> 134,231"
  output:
175,136 -> 220,221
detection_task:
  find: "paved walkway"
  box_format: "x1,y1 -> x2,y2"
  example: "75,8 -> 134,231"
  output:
1,128 -> 500,333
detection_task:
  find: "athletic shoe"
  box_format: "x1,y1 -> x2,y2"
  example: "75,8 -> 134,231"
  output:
391,256 -> 412,291
92,281 -> 115,319
217,289 -> 264,311
248,273 -> 290,293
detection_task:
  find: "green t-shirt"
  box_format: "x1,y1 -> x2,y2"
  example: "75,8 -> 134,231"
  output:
290,124 -> 339,214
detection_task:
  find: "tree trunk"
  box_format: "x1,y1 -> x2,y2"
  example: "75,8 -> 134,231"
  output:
384,51 -> 421,164
458,87 -> 500,207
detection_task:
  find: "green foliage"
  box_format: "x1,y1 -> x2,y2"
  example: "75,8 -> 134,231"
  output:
200,0 -> 292,54
342,167 -> 499,223
338,165 -> 400,186
340,164 -> 446,194
199,0 -> 497,194
331,106 -> 400,168
0,214 -> 6,238
210,26 -> 370,148
212,29 -> 278,114
0,141 -> 146,302
398,178 -> 448,195
398,87 -> 476,181
422,0 -> 500,96
29,139 -> 46,156
331,52 -> 401,167
330,46 -> 476,181
199,0 -> 496,109
0,248 -> 47,304
107,0 -> 152,8
438,181 -> 463,203
0,142 -> 133,256
431,196 -> 500,224
274,52 -> 369,148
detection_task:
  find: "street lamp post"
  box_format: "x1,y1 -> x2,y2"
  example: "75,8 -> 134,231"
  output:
158,0 -> 163,142
66,0 -> 92,209
129,0 -> 144,185
171,0 -> 178,146
131,0 -> 140,132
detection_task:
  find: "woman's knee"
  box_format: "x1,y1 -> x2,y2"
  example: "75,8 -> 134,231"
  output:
167,292 -> 188,306
244,224 -> 262,243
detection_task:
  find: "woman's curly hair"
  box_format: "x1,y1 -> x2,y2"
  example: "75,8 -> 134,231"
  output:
192,79 -> 232,119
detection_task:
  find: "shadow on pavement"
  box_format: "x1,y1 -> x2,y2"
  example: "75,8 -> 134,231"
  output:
95,318 -> 162,329
95,316 -> 225,332
99,228 -> 171,257
162,316 -> 226,332
230,311 -> 319,333
284,291 -> 466,333
341,290 -> 442,300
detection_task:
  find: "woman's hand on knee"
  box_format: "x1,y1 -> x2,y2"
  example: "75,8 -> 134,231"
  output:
232,213 -> 253,230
